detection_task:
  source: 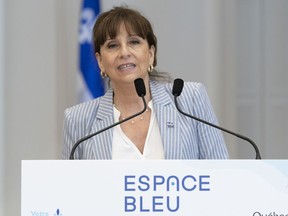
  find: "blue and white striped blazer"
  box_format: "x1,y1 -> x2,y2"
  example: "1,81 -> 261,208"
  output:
62,81 -> 229,159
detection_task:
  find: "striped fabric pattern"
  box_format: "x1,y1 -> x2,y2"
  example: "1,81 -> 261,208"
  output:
62,81 -> 229,160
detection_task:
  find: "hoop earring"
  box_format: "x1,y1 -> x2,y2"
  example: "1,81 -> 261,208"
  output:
148,65 -> 154,73
100,71 -> 107,78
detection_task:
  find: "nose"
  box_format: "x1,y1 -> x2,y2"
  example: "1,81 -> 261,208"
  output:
119,44 -> 131,58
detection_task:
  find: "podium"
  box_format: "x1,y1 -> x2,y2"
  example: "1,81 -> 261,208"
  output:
22,160 -> 288,215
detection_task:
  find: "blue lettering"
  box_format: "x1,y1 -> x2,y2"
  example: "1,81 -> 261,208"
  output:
125,196 -> 179,212
31,211 -> 49,216
140,196 -> 150,212
167,175 -> 180,191
167,196 -> 180,212
124,174 -> 211,193
182,175 -> 197,191
152,196 -> 164,212
125,175 -> 136,191
138,175 -> 150,191
125,196 -> 136,212
153,176 -> 165,191
199,175 -> 210,191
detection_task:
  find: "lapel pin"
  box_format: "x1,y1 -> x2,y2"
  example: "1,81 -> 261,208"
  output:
167,122 -> 174,128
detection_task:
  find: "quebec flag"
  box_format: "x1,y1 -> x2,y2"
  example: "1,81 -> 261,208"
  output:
78,0 -> 104,102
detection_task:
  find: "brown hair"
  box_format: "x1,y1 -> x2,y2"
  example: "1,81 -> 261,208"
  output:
92,6 -> 157,66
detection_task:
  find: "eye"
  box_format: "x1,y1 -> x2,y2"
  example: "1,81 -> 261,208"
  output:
129,36 -> 141,45
129,39 -> 140,45
106,42 -> 118,49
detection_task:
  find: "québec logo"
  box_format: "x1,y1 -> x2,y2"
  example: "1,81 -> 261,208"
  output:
30,208 -> 63,216
53,209 -> 63,216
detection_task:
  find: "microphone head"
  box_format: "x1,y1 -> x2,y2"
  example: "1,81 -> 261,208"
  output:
134,78 -> 146,97
172,78 -> 184,96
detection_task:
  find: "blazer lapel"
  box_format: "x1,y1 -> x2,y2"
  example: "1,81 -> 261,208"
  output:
89,82 -> 183,160
150,81 -> 182,159
89,89 -> 114,159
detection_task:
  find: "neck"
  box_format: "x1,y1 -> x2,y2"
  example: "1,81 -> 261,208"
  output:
113,81 -> 151,113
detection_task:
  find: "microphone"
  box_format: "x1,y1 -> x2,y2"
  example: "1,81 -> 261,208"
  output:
69,78 -> 147,160
172,78 -> 261,159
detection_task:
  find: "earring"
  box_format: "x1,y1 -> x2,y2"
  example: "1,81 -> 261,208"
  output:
148,65 -> 154,73
100,70 -> 107,78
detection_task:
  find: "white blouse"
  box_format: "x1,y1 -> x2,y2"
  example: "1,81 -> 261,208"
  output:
112,101 -> 165,159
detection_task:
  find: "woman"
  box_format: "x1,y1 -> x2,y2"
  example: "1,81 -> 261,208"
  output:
62,6 -> 228,159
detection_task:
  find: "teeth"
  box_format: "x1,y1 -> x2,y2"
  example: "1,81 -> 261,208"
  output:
118,63 -> 135,70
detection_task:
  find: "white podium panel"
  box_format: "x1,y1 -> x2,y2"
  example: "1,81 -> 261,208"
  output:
22,160 -> 288,216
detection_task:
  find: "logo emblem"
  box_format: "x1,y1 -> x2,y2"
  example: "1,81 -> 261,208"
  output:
54,209 -> 63,216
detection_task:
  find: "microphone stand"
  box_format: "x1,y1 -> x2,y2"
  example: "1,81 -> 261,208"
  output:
69,95 -> 147,160
174,95 -> 261,159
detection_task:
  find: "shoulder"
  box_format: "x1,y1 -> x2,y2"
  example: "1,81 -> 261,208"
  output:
171,81 -> 211,113
178,82 -> 209,103
181,82 -> 206,94
166,81 -> 207,99
183,81 -> 210,100
64,99 -> 100,126
149,80 -> 207,98
150,80 -> 205,91
64,89 -> 113,125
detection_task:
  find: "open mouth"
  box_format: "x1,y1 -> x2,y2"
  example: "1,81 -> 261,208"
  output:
118,63 -> 136,70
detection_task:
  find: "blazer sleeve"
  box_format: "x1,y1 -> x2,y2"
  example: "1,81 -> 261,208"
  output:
62,107 -> 82,159
184,82 -> 229,159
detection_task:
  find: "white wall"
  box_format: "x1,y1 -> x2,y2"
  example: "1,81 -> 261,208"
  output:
0,0 -> 5,214
1,0 -> 288,215
262,1 -> 288,158
235,0 -> 288,158
3,0 -> 64,215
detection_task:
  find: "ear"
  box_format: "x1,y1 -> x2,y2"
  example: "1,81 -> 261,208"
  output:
95,52 -> 104,71
149,45 -> 155,66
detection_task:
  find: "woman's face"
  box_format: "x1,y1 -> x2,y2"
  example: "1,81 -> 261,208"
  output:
96,23 -> 155,86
